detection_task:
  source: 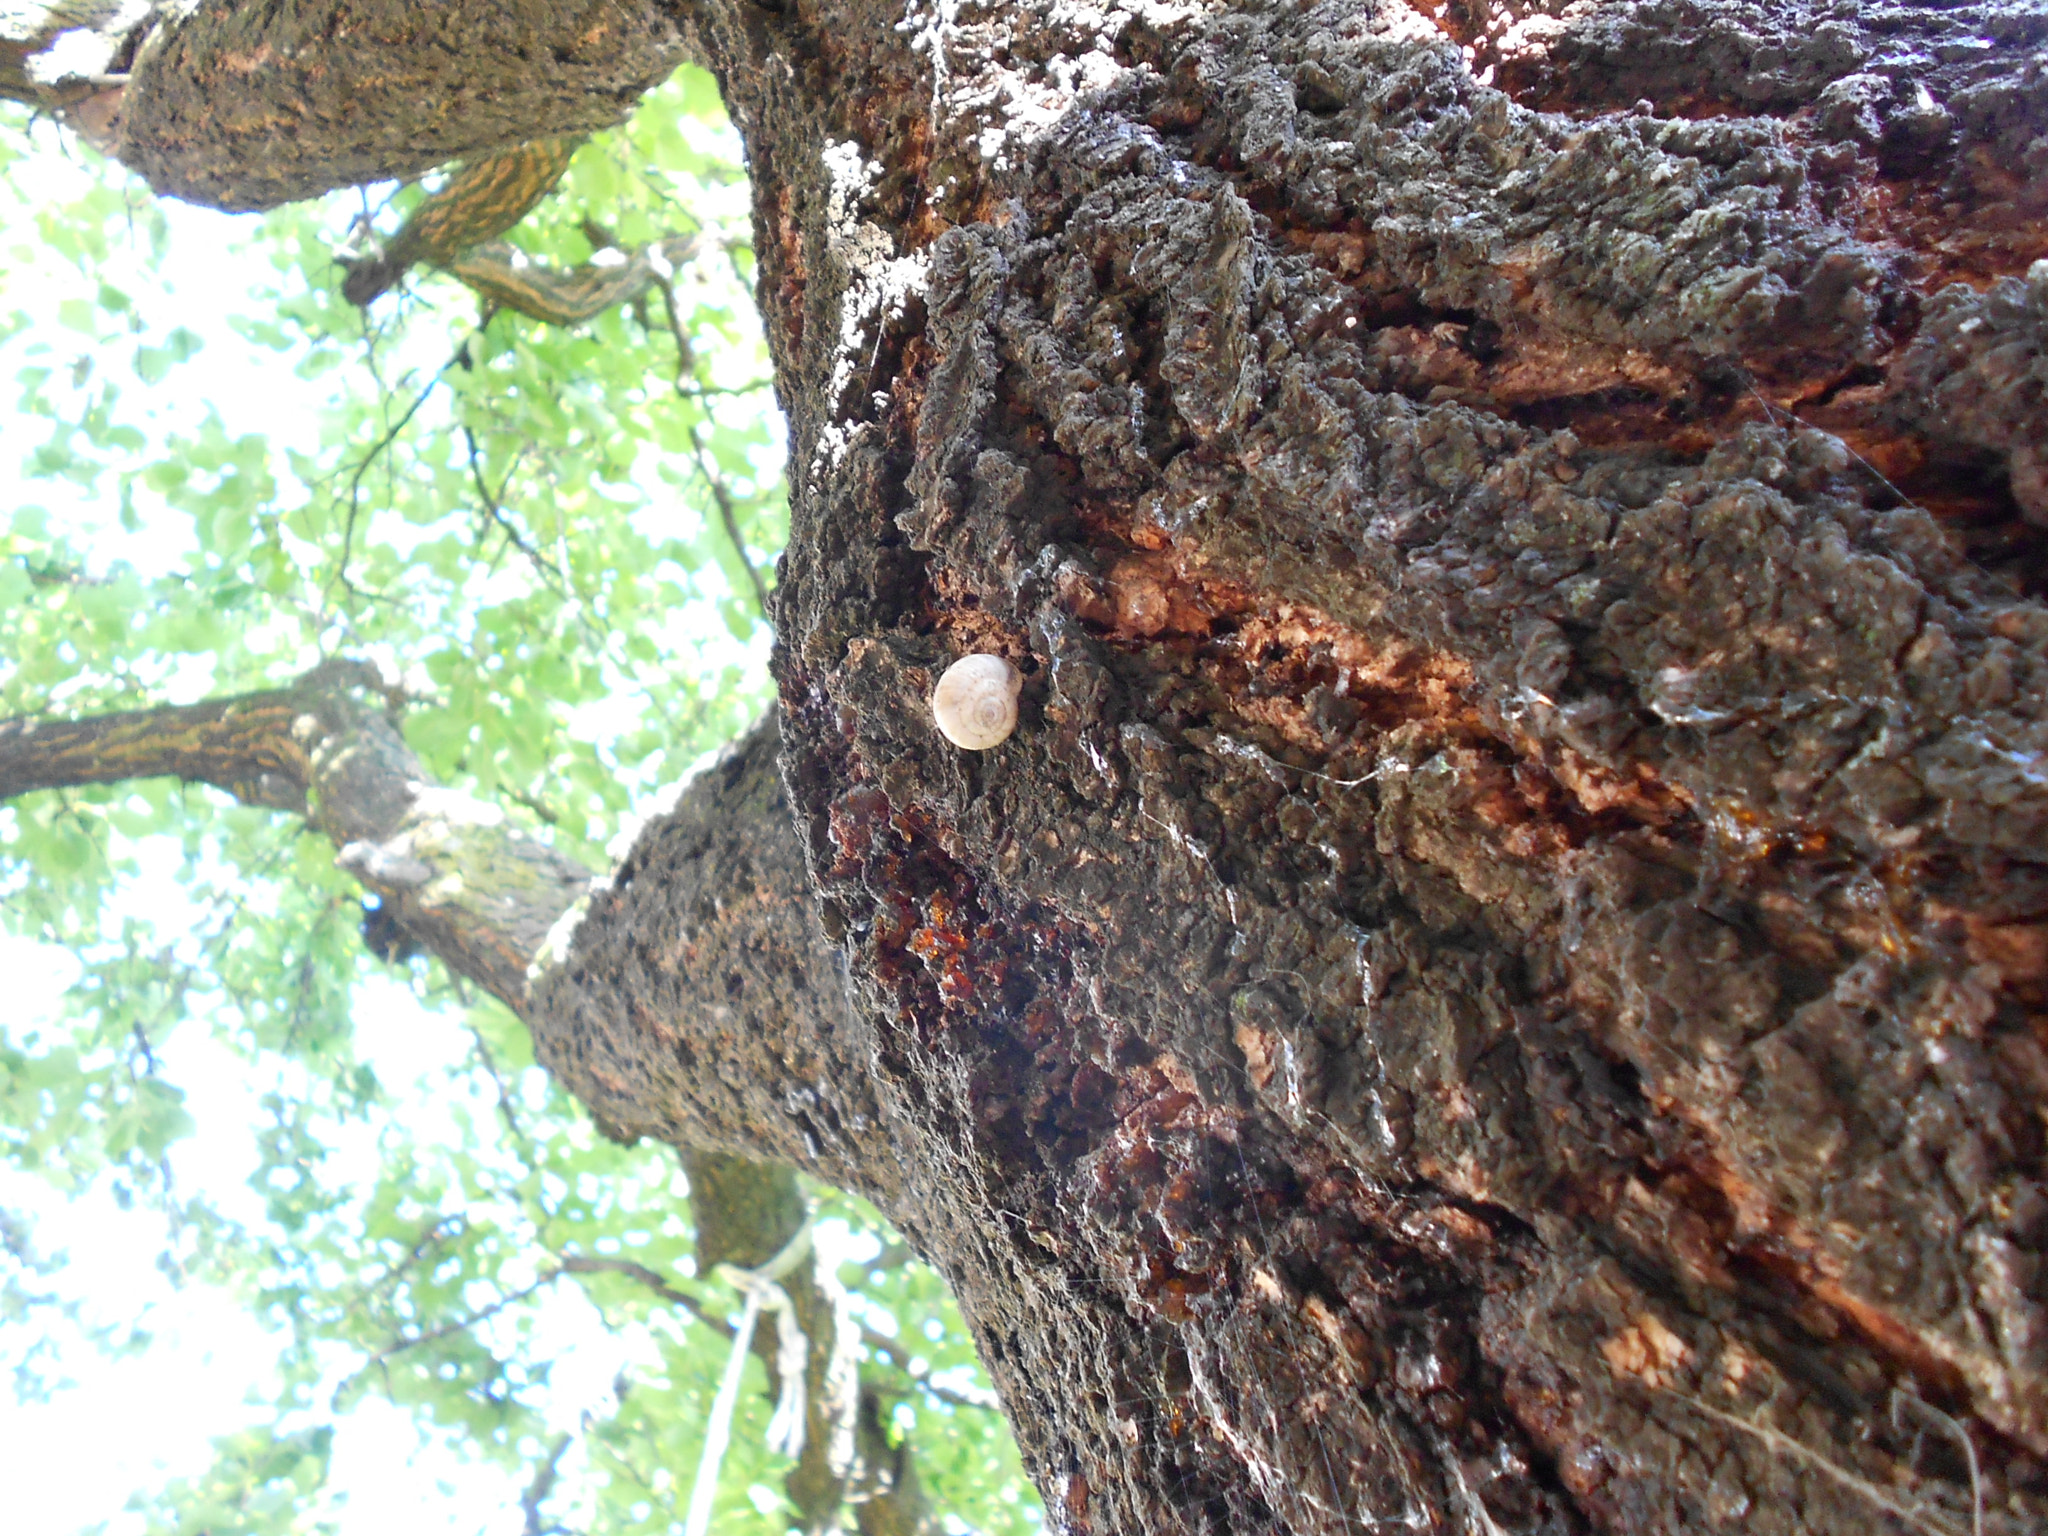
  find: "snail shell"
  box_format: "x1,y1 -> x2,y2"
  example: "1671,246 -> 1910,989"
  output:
931,654 -> 1022,750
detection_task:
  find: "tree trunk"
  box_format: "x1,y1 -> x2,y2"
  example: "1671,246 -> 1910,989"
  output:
15,0 -> 2048,1531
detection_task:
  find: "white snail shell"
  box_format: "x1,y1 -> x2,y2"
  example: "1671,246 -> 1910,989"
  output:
931,654 -> 1023,750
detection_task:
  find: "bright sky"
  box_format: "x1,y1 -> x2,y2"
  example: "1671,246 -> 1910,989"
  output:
0,807 -> 640,1534
0,946 -> 606,1536
0,931 -> 886,1535
0,131 -> 338,1520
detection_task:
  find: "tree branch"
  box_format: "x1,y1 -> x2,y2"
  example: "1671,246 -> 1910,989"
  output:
362,1272 -> 559,1371
108,2 -> 689,211
558,1254 -> 723,1333
0,689 -> 314,811
520,1432 -> 577,1536
326,332 -> 482,604
341,136 -> 584,307
0,659 -> 587,1017
654,278 -> 772,619
0,668 -> 872,1200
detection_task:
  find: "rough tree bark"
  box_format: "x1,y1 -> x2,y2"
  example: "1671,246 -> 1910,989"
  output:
8,0 -> 2048,1532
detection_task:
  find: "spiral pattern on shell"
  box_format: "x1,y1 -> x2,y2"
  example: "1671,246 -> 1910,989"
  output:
931,654 -> 1022,750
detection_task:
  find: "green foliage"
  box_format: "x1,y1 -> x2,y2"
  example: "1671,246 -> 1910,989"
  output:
0,74 -> 1040,1536
129,1426 -> 339,1536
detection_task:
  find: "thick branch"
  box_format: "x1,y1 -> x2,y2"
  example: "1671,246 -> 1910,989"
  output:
528,715 -> 892,1203
340,135 -> 584,307
1,4 -> 136,124
1,668 -> 920,1528
0,669 -> 870,1189
0,662 -> 584,1018
446,233 -> 706,326
19,1 -> 2048,1532
0,688 -> 313,812
33,1 -> 691,210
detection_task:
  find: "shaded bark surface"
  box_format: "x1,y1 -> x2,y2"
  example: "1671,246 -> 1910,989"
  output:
20,0 -> 2048,1531
532,714 -> 888,1195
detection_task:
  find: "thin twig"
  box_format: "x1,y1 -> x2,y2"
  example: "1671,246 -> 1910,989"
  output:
505,786 -> 562,826
128,1017 -> 159,1076
557,1254 -> 725,1334
346,1214 -> 468,1319
362,1272 -> 558,1369
687,415 -> 771,617
520,1432 -> 575,1536
462,426 -> 558,589
558,1252 -> 993,1413
1743,380 -> 1916,508
653,279 -> 772,618
1893,1390 -> 1984,1536
463,1015 -> 534,1156
856,1330 -> 1002,1412
325,326 -> 485,603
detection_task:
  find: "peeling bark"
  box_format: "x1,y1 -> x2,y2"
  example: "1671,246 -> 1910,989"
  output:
12,0 -> 2048,1531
